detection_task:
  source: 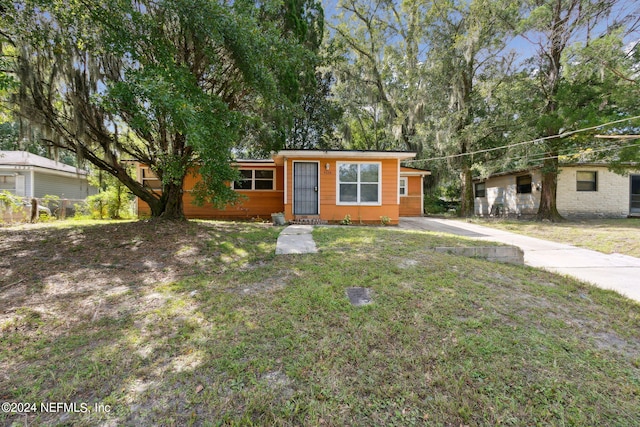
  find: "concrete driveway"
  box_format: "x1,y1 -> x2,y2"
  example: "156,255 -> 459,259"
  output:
399,217 -> 640,303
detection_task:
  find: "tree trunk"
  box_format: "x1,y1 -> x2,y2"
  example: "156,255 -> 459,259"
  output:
158,181 -> 186,221
459,164 -> 474,217
536,156 -> 563,221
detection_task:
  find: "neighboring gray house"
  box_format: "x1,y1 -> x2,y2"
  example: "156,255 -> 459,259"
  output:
474,164 -> 640,218
0,150 -> 96,200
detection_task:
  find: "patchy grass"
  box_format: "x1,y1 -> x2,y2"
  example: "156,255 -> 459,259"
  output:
469,218 -> 640,258
1,221 -> 639,426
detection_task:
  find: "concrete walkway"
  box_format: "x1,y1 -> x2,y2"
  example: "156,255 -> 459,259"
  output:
399,217 -> 640,303
275,224 -> 318,255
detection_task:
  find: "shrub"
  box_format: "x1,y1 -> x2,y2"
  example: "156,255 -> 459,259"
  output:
423,194 -> 448,214
0,191 -> 24,223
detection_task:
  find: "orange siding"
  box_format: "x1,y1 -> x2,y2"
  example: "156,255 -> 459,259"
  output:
406,174 -> 422,195
136,157 -> 423,223
181,191 -> 283,219
399,175 -> 423,216
137,163 -> 284,220
400,196 -> 422,216
284,158 -> 400,224
138,200 -> 151,216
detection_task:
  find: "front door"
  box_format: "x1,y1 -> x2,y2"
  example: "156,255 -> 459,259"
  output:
631,175 -> 640,214
293,162 -> 319,215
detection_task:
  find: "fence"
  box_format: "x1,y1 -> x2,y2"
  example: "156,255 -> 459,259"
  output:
0,197 -> 90,224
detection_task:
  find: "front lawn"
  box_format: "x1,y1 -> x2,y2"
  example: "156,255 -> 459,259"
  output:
469,218 -> 640,258
1,221 -> 639,426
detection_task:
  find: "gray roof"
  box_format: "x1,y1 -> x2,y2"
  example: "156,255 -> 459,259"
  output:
0,151 -> 88,175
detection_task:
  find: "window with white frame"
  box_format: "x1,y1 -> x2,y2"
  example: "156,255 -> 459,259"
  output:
233,169 -> 275,190
337,163 -> 380,204
0,174 -> 16,191
576,171 -> 597,191
399,177 -> 407,196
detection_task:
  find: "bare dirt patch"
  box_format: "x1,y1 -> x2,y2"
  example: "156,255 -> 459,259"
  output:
0,220 -> 271,332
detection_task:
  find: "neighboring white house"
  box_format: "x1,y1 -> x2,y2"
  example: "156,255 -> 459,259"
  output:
474,164 -> 640,218
0,150 -> 96,200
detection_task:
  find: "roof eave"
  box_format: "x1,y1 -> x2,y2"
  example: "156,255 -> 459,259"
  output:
272,150 -> 417,165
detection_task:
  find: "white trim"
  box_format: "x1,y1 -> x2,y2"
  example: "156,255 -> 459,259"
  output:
30,170 -> 35,199
397,159 -> 401,205
400,171 -> 431,176
0,150 -> 89,175
292,160 -> 320,215
234,159 -> 277,165
274,150 -> 417,161
336,161 -> 382,206
399,177 -> 408,198
420,175 -> 424,215
0,164 -> 88,180
14,175 -> 25,197
284,158 -> 288,206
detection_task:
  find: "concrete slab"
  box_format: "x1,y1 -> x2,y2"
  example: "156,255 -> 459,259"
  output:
279,224 -> 315,235
399,217 -> 488,237
346,287 -> 373,306
400,217 -> 640,303
434,246 -> 524,264
276,225 -> 318,255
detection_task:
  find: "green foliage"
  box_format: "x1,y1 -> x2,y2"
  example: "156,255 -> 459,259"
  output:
283,71 -> 344,150
88,170 -> 134,219
331,0 -> 519,215
423,183 -> 461,215
72,201 -> 91,220
0,122 -> 18,150
7,0 -> 325,218
379,215 -> 391,226
340,214 -> 352,225
0,189 -> 20,208
0,190 -> 24,223
510,0 -> 632,220
423,194 -> 447,214
330,0 -> 432,152
41,194 -> 59,214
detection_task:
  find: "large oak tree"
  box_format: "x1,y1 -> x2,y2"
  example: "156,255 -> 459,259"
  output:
3,0 -> 323,219
516,0 -> 637,221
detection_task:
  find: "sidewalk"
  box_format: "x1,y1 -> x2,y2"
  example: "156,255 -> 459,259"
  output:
275,224 -> 318,255
399,217 -> 640,303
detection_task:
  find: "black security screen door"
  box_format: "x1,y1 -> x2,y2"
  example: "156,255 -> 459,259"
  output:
631,175 -> 640,214
293,162 -> 319,215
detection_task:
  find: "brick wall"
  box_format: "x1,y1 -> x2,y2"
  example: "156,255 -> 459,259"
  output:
557,166 -> 637,218
474,171 -> 542,217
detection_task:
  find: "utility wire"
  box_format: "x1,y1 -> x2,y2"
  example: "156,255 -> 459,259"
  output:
484,140 -> 640,165
504,141 -> 640,165
407,140 -> 640,169
404,115 -> 640,163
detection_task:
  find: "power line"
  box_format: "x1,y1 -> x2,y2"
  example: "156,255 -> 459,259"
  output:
407,140 -> 640,169
404,115 -> 640,163
490,140 -> 640,164
508,141 -> 640,164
